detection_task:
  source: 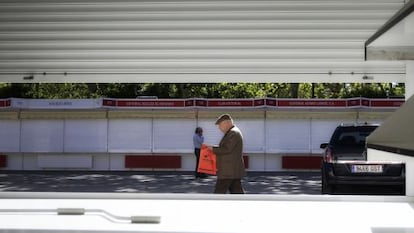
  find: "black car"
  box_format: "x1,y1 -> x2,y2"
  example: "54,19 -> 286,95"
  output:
320,124 -> 405,194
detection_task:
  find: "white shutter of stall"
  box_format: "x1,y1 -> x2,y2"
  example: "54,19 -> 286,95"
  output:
265,119 -> 311,153
108,119 -> 152,153
64,119 -> 107,153
235,120 -> 265,153
0,0 -> 405,83
152,119 -> 196,153
198,120 -> 223,146
21,119 -> 64,153
0,120 -> 20,152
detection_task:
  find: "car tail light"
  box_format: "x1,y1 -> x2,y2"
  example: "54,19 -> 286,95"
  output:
324,147 -> 333,163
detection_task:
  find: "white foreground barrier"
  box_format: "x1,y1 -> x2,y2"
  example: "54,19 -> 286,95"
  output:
0,192 -> 413,233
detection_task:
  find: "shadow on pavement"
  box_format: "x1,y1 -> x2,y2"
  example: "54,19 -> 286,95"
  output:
0,171 -> 322,194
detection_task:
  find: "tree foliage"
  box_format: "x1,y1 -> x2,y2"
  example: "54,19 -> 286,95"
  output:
0,83 -> 405,99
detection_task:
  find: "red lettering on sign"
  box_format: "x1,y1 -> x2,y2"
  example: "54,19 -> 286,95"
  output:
116,100 -> 185,107
370,100 -> 404,107
361,99 -> 370,107
266,99 -> 277,106
185,100 -> 194,107
278,100 -> 346,107
254,99 -> 265,106
195,100 -> 207,107
208,100 -> 253,107
347,99 -> 361,107
0,99 -> 10,107
102,99 -> 116,106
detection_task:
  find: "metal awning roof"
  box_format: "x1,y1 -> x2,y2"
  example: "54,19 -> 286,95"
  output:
0,0 -> 407,83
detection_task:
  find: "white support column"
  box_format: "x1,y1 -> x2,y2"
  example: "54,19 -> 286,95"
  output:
405,61 -> 414,196
407,157 -> 414,197
406,61 -> 414,100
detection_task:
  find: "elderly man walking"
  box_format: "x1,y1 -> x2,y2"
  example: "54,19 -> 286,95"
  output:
206,114 -> 246,194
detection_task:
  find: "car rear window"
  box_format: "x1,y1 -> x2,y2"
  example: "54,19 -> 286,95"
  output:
330,126 -> 377,146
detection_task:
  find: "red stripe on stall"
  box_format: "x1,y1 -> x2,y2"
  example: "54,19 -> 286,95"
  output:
125,155 -> 181,169
0,155 -> 7,168
243,156 -> 249,169
282,155 -> 322,169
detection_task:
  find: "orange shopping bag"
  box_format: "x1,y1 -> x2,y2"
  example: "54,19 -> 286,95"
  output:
197,145 -> 217,175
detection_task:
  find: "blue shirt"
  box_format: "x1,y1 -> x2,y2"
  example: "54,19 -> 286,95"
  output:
193,133 -> 204,149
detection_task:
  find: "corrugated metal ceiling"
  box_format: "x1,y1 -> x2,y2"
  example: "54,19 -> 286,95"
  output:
0,0 -> 407,82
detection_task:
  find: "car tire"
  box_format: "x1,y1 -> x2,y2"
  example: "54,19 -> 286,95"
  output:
321,165 -> 333,194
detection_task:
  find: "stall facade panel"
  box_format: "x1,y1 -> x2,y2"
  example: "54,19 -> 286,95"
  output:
198,119 -> 223,146
152,119 -> 196,153
108,119 -> 152,153
234,119 -> 265,153
265,119 -> 311,154
63,119 -> 107,153
21,119 -> 64,153
0,120 -> 20,152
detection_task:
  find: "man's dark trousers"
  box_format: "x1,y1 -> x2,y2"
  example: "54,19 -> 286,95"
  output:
214,179 -> 244,194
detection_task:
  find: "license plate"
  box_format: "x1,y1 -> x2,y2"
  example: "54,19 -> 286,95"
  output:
351,165 -> 383,173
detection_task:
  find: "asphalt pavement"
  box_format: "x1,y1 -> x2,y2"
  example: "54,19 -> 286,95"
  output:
0,171 -> 322,194
0,171 -> 404,195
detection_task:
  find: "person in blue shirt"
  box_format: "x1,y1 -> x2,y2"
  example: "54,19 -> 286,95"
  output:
193,127 -> 206,178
